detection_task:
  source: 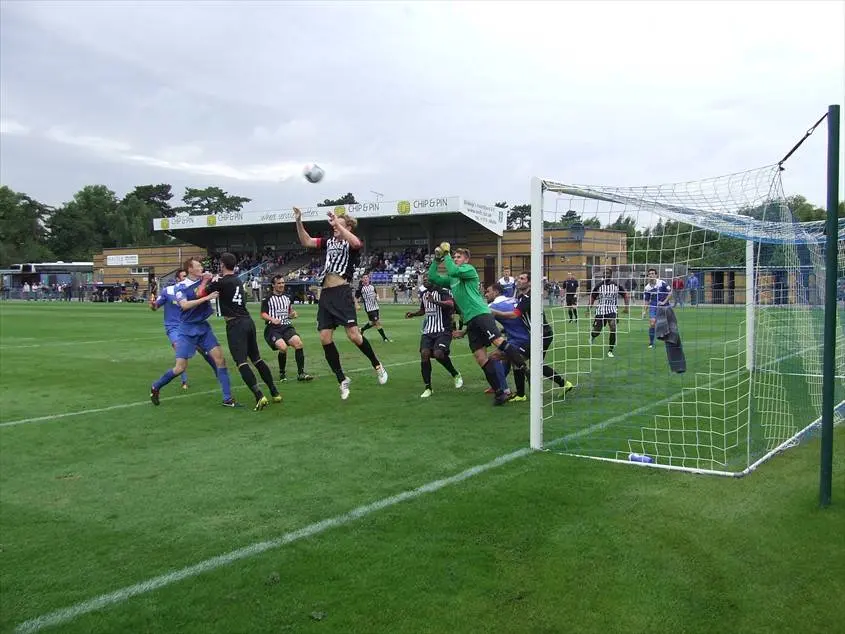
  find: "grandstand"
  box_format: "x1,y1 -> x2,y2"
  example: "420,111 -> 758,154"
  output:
152,196 -> 507,298
150,196 -> 646,303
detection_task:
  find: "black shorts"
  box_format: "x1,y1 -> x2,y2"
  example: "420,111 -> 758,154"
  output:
466,313 -> 502,352
317,285 -> 358,331
593,313 -> 617,328
264,325 -> 298,349
366,309 -> 380,323
565,294 -> 577,306
420,332 -> 452,354
509,333 -> 552,361
226,317 -> 260,365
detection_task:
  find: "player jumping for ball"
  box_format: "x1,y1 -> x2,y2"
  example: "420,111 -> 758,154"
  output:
294,206 -> 388,400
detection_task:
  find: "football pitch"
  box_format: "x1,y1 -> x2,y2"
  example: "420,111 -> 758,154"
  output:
1,301 -> 843,633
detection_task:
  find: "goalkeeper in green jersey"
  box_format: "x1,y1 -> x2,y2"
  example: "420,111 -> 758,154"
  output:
428,243 -> 526,406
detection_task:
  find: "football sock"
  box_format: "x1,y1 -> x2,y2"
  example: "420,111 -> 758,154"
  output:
180,371 -> 188,385
649,327 -> 655,345
237,363 -> 263,399
216,367 -> 233,401
482,359 -> 501,392
378,327 -> 388,341
543,364 -> 566,387
361,323 -> 372,332
421,359 -> 433,388
295,348 -> 305,374
153,369 -> 177,390
356,336 -> 380,368
254,359 -> 278,397
436,354 -> 459,377
609,331 -> 617,351
322,342 -> 346,383
495,360 -> 509,391
278,350 -> 287,374
514,367 -> 527,397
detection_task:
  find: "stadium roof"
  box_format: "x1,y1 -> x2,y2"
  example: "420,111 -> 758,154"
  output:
152,195 -> 507,237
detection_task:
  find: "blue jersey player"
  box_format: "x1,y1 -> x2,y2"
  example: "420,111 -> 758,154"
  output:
487,276 -> 573,401
481,284 -> 524,399
149,269 -> 218,389
149,258 -> 236,407
642,267 -> 671,348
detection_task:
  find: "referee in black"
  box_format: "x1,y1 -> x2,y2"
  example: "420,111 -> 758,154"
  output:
563,272 -> 579,323
198,252 -> 281,411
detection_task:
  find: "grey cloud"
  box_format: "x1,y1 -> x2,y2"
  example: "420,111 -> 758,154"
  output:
1,1 -> 842,215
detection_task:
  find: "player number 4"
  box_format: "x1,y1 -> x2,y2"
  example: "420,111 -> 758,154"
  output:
232,286 -> 243,305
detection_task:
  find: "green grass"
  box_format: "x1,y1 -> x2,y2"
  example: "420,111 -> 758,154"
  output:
1,301 -> 843,633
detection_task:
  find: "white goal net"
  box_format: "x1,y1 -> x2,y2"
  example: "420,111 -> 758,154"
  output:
527,165 -> 844,475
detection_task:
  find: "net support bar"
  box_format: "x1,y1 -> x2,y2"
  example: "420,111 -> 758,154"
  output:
745,240 -> 755,372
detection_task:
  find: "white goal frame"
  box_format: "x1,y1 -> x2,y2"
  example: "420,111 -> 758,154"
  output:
527,176 -> 838,475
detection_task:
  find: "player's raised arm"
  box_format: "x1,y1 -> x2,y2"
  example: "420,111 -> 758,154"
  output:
294,207 -> 319,248
329,212 -> 362,249
196,271 -> 219,298
428,258 -> 451,287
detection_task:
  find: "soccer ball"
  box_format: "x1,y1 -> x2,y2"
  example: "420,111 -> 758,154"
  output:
303,163 -> 325,184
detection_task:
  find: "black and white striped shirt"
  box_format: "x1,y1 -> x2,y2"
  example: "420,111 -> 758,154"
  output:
421,289 -> 453,335
260,293 -> 292,326
357,283 -> 379,312
590,280 -> 627,316
316,235 -> 359,284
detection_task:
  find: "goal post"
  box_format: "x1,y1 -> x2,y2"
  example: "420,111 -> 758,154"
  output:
527,165 -> 844,477
529,177 -> 545,450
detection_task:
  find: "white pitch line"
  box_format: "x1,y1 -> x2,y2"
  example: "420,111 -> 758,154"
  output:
12,379 -> 690,634
0,389 -> 220,428
0,336 -> 162,350
0,355 -> 472,428
12,340 -> 828,628
12,447 -> 532,634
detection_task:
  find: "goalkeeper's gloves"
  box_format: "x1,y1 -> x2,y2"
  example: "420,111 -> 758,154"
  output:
434,247 -> 444,261
439,241 -> 451,255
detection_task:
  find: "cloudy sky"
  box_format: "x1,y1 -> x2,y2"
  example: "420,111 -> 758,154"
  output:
1,0 -> 843,215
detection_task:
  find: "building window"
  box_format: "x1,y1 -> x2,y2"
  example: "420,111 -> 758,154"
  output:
611,257 -> 618,266
130,267 -> 150,275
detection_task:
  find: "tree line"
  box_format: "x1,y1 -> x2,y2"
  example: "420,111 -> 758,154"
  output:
0,180 -> 838,268
0,183 -> 362,266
